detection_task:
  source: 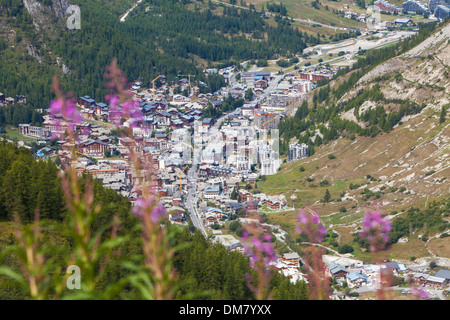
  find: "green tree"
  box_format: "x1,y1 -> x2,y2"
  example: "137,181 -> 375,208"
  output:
440,105 -> 447,123
324,188 -> 331,203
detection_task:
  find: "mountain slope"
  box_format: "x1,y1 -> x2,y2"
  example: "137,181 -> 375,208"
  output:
260,21 -> 450,261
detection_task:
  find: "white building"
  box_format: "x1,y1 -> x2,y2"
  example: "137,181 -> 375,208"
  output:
288,142 -> 309,162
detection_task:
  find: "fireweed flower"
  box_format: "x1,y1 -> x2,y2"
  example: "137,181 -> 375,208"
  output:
296,209 -> 326,243
411,287 -> 431,300
242,232 -> 277,269
48,83 -> 82,140
122,100 -> 144,128
360,211 -> 392,252
240,212 -> 277,300
132,196 -> 166,223
107,95 -> 122,126
295,209 -> 330,300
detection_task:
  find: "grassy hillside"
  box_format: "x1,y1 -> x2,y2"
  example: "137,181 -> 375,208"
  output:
260,21 -> 450,261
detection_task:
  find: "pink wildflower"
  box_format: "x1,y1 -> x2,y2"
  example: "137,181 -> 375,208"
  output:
360,211 -> 392,252
48,95 -> 82,139
411,287 -> 431,300
242,231 -> 277,269
296,209 -> 326,243
132,197 -> 166,223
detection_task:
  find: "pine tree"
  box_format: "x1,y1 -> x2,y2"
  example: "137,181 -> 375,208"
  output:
324,188 -> 331,203
440,105 -> 447,123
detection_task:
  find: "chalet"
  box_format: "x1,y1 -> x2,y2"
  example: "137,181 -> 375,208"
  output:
169,206 -> 186,223
227,202 -> 245,214
100,112 -> 109,122
346,272 -> 369,287
170,119 -> 185,129
36,146 -> 55,158
202,117 -> 213,128
282,252 -> 301,267
78,96 -> 95,108
204,185 -> 221,199
226,243 -> 244,254
238,189 -> 250,201
154,111 -> 172,126
254,79 -> 267,89
205,207 -> 223,220
327,261 -> 349,279
413,273 -> 429,286
411,271 -> 447,288
155,133 -> 168,141
0,93 -> 4,102
210,100 -> 222,110
79,139 -> 109,157
179,114 -> 194,125
81,109 -> 95,119
5,97 -> 14,105
254,88 -> 264,96
173,94 -> 190,103
383,261 -> 407,275
204,213 -> 218,226
94,102 -> 108,116
170,212 -> 185,223
16,95 -> 26,104
142,102 -> 157,114
246,173 -> 258,184
394,19 -> 413,26
75,122 -> 92,136
171,192 -> 183,206
198,97 -> 209,105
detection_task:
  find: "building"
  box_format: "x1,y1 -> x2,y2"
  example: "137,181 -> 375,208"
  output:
374,0 -> 403,13
394,18 -> 414,26
241,71 -> 271,83
78,96 -> 96,108
282,252 -> 301,267
429,0 -> 450,17
434,3 -> 450,18
434,269 -> 450,286
402,0 -> 430,14
258,144 -> 280,175
268,91 -> 303,108
19,124 -> 50,138
346,272 -> 370,287
288,143 -> 309,162
327,261 -> 349,279
79,139 -> 109,157
253,110 -> 284,130
226,243 -> 244,254
204,185 -> 221,199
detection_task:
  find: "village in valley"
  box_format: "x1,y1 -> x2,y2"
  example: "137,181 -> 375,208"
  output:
3,8 -> 450,298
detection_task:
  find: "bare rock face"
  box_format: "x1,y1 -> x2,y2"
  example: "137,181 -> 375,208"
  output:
26,42 -> 42,63
52,0 -> 71,19
22,0 -> 70,30
22,0 -> 45,30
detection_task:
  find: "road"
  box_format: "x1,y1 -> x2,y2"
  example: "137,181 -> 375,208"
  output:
119,0 -> 143,22
185,109 -> 241,237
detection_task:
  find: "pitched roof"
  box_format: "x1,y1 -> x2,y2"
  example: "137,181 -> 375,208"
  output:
434,269 -> 450,280
347,272 -> 368,281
